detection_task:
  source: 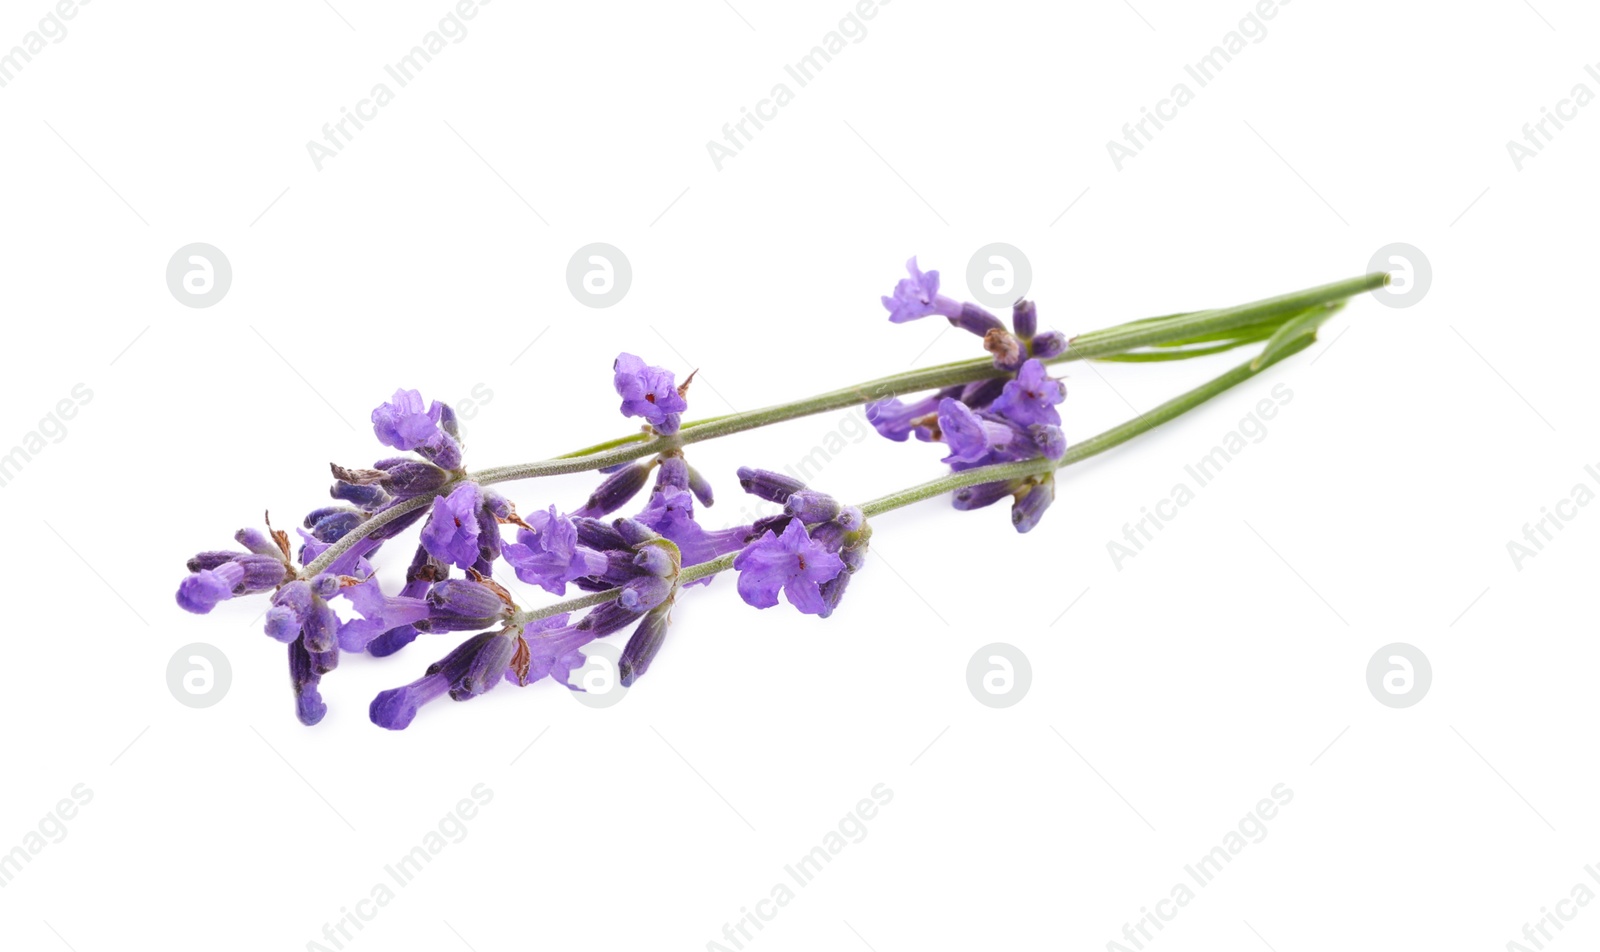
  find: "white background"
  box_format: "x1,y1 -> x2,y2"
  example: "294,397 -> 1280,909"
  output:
1,0 -> 1596,949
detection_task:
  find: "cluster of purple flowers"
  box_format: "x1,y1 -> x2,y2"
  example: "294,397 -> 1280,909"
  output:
870,257 -> 1068,532
173,259 -> 1062,729
176,356 -> 871,730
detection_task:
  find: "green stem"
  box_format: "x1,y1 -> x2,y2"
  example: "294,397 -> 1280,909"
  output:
510,333 -> 1316,624
305,274 -> 1376,579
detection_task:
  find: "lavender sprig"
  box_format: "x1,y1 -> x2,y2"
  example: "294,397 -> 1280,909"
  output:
176,262 -> 1385,728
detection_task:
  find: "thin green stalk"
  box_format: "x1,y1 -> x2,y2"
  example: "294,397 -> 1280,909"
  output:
510,333 -> 1316,624
305,274 -> 1377,579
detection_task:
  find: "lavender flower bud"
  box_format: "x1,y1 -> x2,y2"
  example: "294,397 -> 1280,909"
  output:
573,517 -> 630,552
1030,424 -> 1066,461
619,607 -> 672,687
288,636 -> 328,726
1011,476 -> 1056,533
416,431 -> 463,472
618,575 -> 673,612
330,480 -> 391,510
235,528 -> 282,557
446,632 -> 517,701
186,551 -> 239,573
632,545 -> 676,579
576,600 -> 648,637
473,499 -> 502,568
949,302 -> 1004,337
235,554 -> 291,592
367,505 -> 428,542
784,490 -> 842,524
960,377 -> 1007,410
577,462 -> 652,518
374,459 -> 450,497
612,517 -> 661,548
655,454 -> 690,493
1012,299 -> 1038,340
737,467 -> 807,504
306,508 -> 363,543
438,402 -> 461,440
817,568 -> 854,618
1030,330 -> 1068,359
302,596 -> 340,653
686,465 -> 715,508
483,490 -> 513,520
953,480 -> 1020,511
420,579 -> 508,631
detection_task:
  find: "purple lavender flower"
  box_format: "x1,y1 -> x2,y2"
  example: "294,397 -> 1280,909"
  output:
177,564 -> 243,614
334,576 -> 432,653
372,388 -> 440,449
502,615 -> 590,689
369,630 -> 518,730
371,389 -> 462,469
635,488 -> 749,567
937,398 -> 1028,467
365,546 -> 444,657
988,359 -> 1066,429
502,506 -> 609,595
733,520 -> 845,615
176,553 -> 288,614
865,388 -> 956,442
264,575 -> 342,651
614,354 -> 689,435
881,257 -> 1004,337
420,482 -> 483,570
296,528 -> 384,579
882,257 -> 962,324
